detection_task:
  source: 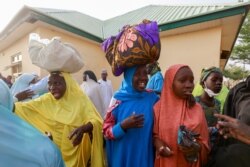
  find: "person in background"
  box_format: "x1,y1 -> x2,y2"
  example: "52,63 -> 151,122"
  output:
208,113 -> 250,167
14,71 -> 105,167
215,114 -> 250,145
192,68 -> 229,113
0,79 -> 65,167
0,73 -> 12,88
11,73 -> 37,102
27,75 -> 49,99
80,70 -> 106,118
5,75 -> 13,88
194,67 -> 223,166
103,65 -> 159,167
14,75 -> 49,102
98,69 -> 113,111
207,76 -> 250,167
153,64 -> 209,167
146,62 -> 163,95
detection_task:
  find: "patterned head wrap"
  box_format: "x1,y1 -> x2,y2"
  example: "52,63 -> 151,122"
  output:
102,20 -> 161,76
200,66 -> 222,83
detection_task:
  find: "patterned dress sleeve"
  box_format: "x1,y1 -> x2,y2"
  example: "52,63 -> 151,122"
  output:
103,100 -> 126,139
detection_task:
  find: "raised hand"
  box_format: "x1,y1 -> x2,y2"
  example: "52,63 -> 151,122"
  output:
121,112 -> 144,130
15,89 -> 34,101
68,122 -> 93,146
215,113 -> 250,144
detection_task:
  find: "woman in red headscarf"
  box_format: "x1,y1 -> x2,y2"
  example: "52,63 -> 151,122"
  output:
153,64 -> 210,167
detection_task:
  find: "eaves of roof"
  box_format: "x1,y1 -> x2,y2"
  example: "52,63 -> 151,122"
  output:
29,7 -> 104,43
1,2 -> 250,44
158,3 -> 249,32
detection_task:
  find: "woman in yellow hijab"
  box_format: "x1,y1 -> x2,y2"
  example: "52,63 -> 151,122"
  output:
15,71 -> 104,167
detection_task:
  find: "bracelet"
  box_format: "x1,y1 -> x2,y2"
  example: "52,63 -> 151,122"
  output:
159,145 -> 171,152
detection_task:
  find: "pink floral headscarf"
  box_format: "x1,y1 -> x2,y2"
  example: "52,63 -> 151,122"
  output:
102,20 -> 161,76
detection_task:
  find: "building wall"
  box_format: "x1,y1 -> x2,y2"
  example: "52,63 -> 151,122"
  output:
0,26 -> 222,91
0,33 -> 41,79
0,26 -> 123,90
159,26 -> 222,83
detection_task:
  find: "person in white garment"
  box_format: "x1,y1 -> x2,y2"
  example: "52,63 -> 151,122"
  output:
98,69 -> 113,112
80,70 -> 106,118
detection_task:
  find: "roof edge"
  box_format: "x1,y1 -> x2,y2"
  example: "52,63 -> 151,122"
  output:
159,3 -> 249,31
27,6 -> 103,43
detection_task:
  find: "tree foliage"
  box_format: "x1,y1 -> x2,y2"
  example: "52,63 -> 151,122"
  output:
224,65 -> 250,80
226,12 -> 250,80
231,13 -> 250,64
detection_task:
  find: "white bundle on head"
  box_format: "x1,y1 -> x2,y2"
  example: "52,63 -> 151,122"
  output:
28,33 -> 84,73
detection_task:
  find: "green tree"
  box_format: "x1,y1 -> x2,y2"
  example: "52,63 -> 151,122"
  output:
224,65 -> 250,80
230,12 -> 250,63
227,12 -> 250,79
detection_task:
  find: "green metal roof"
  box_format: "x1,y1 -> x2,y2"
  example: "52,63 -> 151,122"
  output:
103,5 -> 226,37
28,2 -> 250,43
32,7 -> 104,42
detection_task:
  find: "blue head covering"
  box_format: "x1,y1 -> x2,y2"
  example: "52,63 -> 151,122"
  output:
0,79 -> 13,112
0,76 -> 65,166
10,73 -> 37,95
114,66 -> 148,101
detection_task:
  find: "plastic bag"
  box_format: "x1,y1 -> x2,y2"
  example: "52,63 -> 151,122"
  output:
29,33 -> 84,73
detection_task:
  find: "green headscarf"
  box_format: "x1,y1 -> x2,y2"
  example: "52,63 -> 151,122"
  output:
200,66 -> 222,83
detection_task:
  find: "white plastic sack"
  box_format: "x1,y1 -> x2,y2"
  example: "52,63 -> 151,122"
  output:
28,33 -> 84,73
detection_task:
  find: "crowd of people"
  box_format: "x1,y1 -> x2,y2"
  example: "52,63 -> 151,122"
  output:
0,19 -> 249,167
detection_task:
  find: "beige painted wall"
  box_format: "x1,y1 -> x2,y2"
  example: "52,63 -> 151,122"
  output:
0,33 -> 41,79
0,26 -> 222,91
34,27 -> 123,90
159,26 -> 222,83
0,26 -> 122,90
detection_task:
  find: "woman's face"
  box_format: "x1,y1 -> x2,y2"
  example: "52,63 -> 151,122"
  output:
132,65 -> 148,91
48,73 -> 66,99
203,72 -> 223,93
173,67 -> 194,99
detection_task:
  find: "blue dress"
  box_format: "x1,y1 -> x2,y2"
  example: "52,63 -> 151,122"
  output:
104,67 -> 159,167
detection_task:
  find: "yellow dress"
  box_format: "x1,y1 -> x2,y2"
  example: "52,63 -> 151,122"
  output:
15,72 -> 104,167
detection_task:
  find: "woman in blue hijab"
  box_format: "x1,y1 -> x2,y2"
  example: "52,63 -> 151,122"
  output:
103,65 -> 159,167
0,79 -> 65,167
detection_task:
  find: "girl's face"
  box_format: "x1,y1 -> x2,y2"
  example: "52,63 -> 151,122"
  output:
203,72 -> 223,93
173,67 -> 194,99
48,73 -> 66,99
133,65 -> 148,92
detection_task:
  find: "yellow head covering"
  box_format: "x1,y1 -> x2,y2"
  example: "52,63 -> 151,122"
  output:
15,72 -> 104,167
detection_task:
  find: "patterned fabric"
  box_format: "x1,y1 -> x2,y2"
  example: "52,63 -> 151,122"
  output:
195,96 -> 221,127
195,96 -> 221,152
200,67 -> 222,83
192,83 -> 229,113
102,20 -> 161,76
